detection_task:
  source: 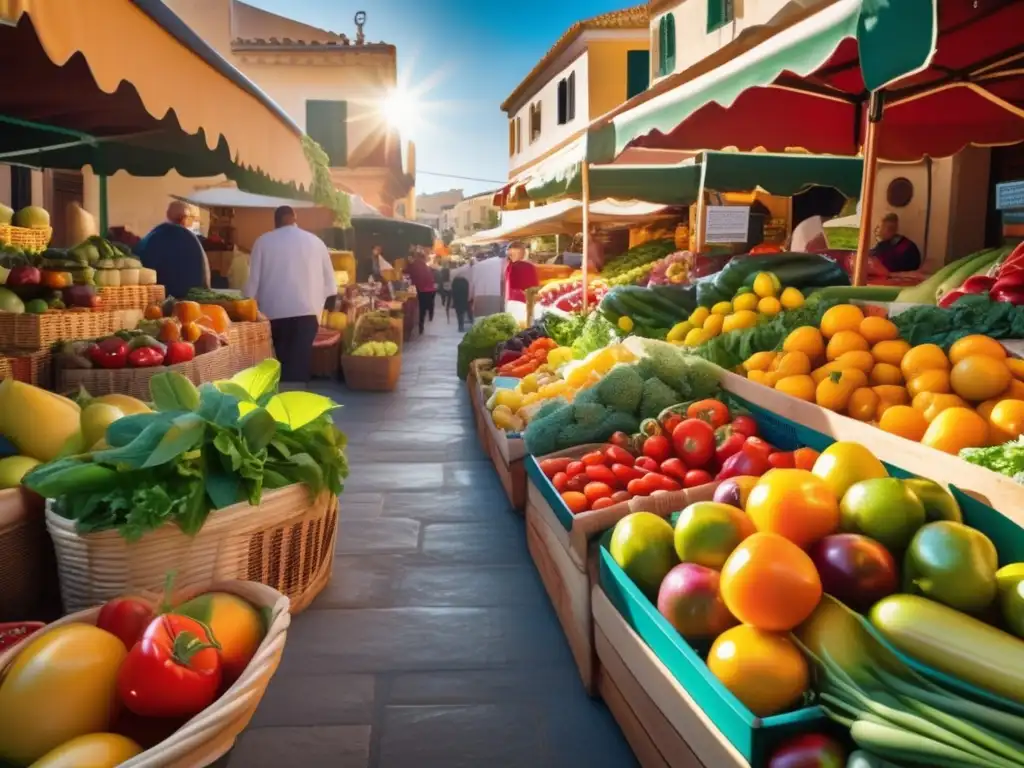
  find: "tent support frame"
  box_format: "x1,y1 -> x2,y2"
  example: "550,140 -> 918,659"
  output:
581,161 -> 591,313
853,91 -> 885,287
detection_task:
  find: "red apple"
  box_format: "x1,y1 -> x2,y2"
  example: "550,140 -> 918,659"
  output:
656,563 -> 737,641
808,534 -> 898,612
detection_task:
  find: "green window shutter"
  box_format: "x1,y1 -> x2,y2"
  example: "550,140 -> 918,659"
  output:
666,14 -> 676,72
306,100 -> 348,167
658,18 -> 668,76
626,50 -> 650,98
708,0 -> 735,33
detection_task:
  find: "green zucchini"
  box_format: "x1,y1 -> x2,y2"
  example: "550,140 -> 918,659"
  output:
870,594 -> 1024,706
808,285 -> 902,302
613,289 -> 677,326
935,248 -> 1004,300
896,251 -> 983,304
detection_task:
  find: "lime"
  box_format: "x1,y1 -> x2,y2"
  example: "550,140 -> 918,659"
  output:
904,521 -> 998,612
902,478 -> 962,523
840,477 -> 926,551
0,455 -> 41,489
80,403 -> 125,449
610,512 -> 678,599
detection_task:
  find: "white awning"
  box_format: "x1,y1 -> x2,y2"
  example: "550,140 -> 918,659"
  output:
174,187 -> 382,217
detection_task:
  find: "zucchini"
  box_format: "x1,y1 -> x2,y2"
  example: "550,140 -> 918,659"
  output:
808,285 -> 902,302
896,251 -> 984,304
935,248 -> 1004,300
870,594 -> 1024,706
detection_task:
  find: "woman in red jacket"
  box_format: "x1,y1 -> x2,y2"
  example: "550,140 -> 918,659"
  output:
504,242 -> 538,326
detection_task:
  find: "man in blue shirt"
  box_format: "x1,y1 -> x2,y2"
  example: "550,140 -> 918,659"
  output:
136,201 -> 210,299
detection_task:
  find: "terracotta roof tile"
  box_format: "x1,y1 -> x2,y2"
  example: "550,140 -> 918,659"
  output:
501,4 -> 649,112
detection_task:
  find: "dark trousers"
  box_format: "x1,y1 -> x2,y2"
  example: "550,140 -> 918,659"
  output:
455,307 -> 474,331
417,291 -> 436,332
270,315 -> 319,383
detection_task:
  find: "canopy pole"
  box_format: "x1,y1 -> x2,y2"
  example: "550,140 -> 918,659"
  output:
853,92 -> 885,287
98,174 -> 109,235
581,162 -> 591,314
695,158 -> 709,253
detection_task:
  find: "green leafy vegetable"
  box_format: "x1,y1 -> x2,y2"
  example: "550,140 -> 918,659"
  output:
894,295 -> 1024,348
457,313 -> 520,379
960,437 -> 1024,483
571,312 -> 617,359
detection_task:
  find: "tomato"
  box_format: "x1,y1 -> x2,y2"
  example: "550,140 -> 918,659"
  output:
627,478 -> 648,496
684,469 -> 713,488
96,597 -> 154,650
585,464 -> 618,486
730,415 -> 758,436
635,456 -> 660,472
561,491 -> 588,514
715,429 -> 746,464
604,445 -> 634,465
610,490 -> 631,503
792,446 -> 820,471
566,461 -> 586,478
584,482 -> 613,503
642,435 -> 672,463
716,449 -> 771,480
687,398 -> 730,428
0,624 -> 127,765
659,457 -> 688,482
609,431 -> 633,449
551,472 -> 569,493
581,451 -> 606,466
741,436 -> 774,463
645,472 -> 681,492
538,457 -> 572,478
611,463 -> 644,484
767,451 -> 795,469
590,497 -> 617,510
810,441 -> 887,499
671,419 -> 715,468
720,532 -> 823,631
565,474 -> 589,493
746,469 -> 839,548
118,614 -> 222,718
767,733 -> 846,768
708,626 -> 809,717
662,413 -> 683,434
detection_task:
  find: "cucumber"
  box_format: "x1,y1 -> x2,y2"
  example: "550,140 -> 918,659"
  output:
896,251 -> 984,304
935,248 -> 1004,300
808,285 -> 902,302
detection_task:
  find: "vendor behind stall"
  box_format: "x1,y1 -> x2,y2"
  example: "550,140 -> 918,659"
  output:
136,201 -> 210,299
505,241 -> 538,326
873,213 -> 922,272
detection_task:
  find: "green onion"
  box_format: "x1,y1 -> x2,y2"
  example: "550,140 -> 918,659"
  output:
851,719 -> 1009,768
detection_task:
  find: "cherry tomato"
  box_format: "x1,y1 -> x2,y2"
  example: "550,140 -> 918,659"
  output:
584,482 -> 613,503
566,474 -> 589,493
730,415 -> 758,437
646,472 -> 682,492
768,451 -> 795,469
561,491 -> 589,514
585,464 -> 618,486
662,413 -> 683,434
684,469 -> 714,488
605,445 -> 634,466
581,451 -> 606,466
611,490 -> 631,503
538,457 -> 572,478
635,456 -> 660,473
611,463 -> 644,483
660,457 -> 688,482
742,436 -> 774,463
97,597 -> 154,650
643,435 -> 673,463
566,461 -> 586,478
551,472 -> 569,493
793,447 -> 820,471
671,419 -> 716,468
609,431 -> 633,449
687,399 -> 730,428
590,497 -> 617,510
627,478 -> 649,496
715,429 -> 747,464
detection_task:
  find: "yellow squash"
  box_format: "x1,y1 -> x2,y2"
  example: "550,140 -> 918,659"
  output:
0,379 -> 81,462
30,734 -> 142,768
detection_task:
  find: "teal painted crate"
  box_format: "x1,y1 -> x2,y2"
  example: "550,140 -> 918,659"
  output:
525,454 -> 575,531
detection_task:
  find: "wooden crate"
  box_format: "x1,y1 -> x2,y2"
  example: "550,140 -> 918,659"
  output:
341,354 -> 401,392
485,413 -> 526,511
593,588 -> 748,768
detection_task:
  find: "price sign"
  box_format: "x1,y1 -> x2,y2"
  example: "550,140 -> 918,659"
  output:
705,206 -> 750,244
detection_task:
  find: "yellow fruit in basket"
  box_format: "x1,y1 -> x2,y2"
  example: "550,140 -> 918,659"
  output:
538,380 -> 568,398
879,405 -> 929,442
921,407 -> 989,454
812,364 -> 838,385
872,339 -> 911,366
848,387 -> 880,422
816,369 -> 867,412
752,272 -> 781,299
780,287 -> 804,310
689,306 -> 711,327
30,733 -> 142,768
707,625 -> 808,718
1006,358 -> 1024,381
826,331 -> 869,361
684,327 -> 708,346
988,399 -> 1024,443
1005,378 -> 1024,401
859,316 -> 900,344
820,304 -> 865,339
775,374 -> 816,402
758,296 -> 782,317
949,334 -> 1007,365
733,293 -> 759,312
783,327 -> 825,360
774,351 -> 812,377
950,355 -> 1013,402
703,314 -> 725,337
870,363 -> 904,386
832,350 -> 875,374
920,393 -> 968,423
546,346 -> 574,367
873,385 -> 910,418
900,344 -> 949,381
744,351 -> 777,372
519,373 -> 539,394
747,370 -> 768,385
91,394 -> 151,416
666,320 -> 694,342
0,456 -> 41,489
723,310 -> 758,334
80,403 -> 125,450
712,300 -> 734,316
906,369 -> 951,398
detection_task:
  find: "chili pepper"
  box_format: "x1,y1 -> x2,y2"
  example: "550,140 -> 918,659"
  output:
128,346 -> 166,368
164,341 -> 196,366
88,337 -> 129,369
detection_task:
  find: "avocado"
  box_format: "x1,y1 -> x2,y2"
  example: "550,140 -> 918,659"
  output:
24,298 -> 48,314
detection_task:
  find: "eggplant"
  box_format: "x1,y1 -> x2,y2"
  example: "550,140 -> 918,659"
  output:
62,284 -> 97,308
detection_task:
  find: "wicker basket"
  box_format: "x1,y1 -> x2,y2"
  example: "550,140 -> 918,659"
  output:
0,224 -> 52,251
311,328 -> 341,378
227,320 -> 274,370
98,285 -> 167,312
0,579 -> 290,768
46,484 -> 338,614
0,489 -> 59,622
341,353 -> 401,391
0,310 -> 125,352
194,344 -> 238,383
0,350 -> 53,388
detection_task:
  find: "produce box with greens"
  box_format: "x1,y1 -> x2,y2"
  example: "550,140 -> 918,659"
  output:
24,359 -> 349,541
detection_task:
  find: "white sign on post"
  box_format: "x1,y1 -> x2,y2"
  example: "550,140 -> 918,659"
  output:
705,205 -> 750,244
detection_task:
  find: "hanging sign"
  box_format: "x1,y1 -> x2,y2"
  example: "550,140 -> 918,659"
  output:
995,181 -> 1024,212
705,206 -> 750,244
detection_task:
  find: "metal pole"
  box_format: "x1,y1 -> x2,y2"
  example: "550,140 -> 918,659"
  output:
98,174 -> 109,235
853,92 -> 884,287
581,161 -> 591,314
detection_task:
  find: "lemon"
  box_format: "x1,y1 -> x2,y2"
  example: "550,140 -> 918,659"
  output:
689,306 -> 711,328
758,296 -> 782,317
618,316 -> 634,333
779,287 -> 804,310
733,293 -> 759,312
0,455 -> 41,489
753,272 -> 781,298
80,403 -> 125,450
711,301 -> 734,316
666,321 -> 694,342
744,351 -> 777,372
703,314 -> 725,337
784,326 -> 826,360
723,310 -> 759,334
684,327 -> 708,346
997,563 -> 1024,593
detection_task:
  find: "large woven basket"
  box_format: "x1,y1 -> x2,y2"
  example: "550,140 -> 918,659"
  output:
227,320 -> 274,370
98,285 -> 166,312
341,353 -> 401,391
56,345 -> 237,398
0,310 -> 125,352
311,328 -> 341,378
0,349 -> 53,388
0,489 -> 59,622
46,484 -> 338,614
0,579 -> 290,768
0,224 -> 51,251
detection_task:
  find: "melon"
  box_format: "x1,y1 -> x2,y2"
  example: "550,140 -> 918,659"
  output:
12,206 -> 50,229
0,203 -> 12,225
0,287 -> 25,314
0,379 -> 81,462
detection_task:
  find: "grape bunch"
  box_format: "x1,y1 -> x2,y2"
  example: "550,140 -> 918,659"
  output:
606,261 -> 657,287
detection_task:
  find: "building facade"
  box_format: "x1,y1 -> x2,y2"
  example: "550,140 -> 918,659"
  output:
447,193 -> 501,241
501,5 -> 650,181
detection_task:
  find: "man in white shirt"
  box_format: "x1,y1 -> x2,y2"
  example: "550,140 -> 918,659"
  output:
470,253 -> 505,318
244,206 -> 336,383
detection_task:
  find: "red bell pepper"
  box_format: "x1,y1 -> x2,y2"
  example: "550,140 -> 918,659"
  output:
89,337 -> 129,369
992,285 -> 1024,306
5,265 -> 41,287
961,275 -> 997,294
714,427 -> 747,464
117,613 -> 222,718
686,398 -> 730,428
937,290 -> 966,308
164,341 -> 196,366
128,346 -> 165,367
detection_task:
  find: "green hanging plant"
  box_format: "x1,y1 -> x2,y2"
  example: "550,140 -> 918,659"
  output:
303,135 -> 351,229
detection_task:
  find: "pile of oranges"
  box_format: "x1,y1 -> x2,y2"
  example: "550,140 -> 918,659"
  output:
742,303 -> 1024,455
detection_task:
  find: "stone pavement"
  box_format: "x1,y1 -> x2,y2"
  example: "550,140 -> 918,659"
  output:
225,319 -> 637,767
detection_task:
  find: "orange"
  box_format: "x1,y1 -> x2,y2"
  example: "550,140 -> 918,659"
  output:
848,387 -> 880,421
906,369 -> 951,398
870,363 -> 903,386
1006,358 -> 1024,381
816,369 -> 867,412
921,393 -> 969,423
820,304 -> 865,339
720,532 -> 823,631
873,385 -> 910,418
783,326 -> 825,360
826,331 -> 869,361
948,335 -> 1007,365
773,350 -> 812,377
921,407 -> 989,455
775,374 -> 816,402
950,355 -> 1012,402
872,339 -> 911,366
745,469 -> 839,548
989,399 -> 1024,442
833,350 -> 875,373
878,405 -> 929,442
707,626 -> 809,718
900,344 -> 949,381
859,316 -> 900,344
1006,378 -> 1024,401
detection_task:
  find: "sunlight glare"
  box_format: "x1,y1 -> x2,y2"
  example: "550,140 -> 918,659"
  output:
381,88 -> 422,135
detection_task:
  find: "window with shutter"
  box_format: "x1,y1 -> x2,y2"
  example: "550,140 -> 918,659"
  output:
509,120 -> 516,156
557,79 -> 568,125
658,17 -> 668,76
305,100 -> 348,167
567,72 -> 576,121
530,102 -> 542,143
665,14 -> 676,73
707,0 -> 735,33
626,50 -> 650,98
516,116 -> 522,153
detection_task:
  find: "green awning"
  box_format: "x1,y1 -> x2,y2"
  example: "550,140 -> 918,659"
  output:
586,0 -> 937,163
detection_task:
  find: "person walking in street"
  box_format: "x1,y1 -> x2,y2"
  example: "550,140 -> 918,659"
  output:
450,259 -> 474,332
244,206 -> 337,383
136,201 -> 211,299
405,248 -> 437,334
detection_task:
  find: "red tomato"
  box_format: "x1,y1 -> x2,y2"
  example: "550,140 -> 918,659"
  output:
643,435 -> 673,463
566,474 -> 589,493
611,463 -> 644,483
635,456 -> 660,473
717,449 -> 771,480
97,597 -> 154,650
742,436 -> 774,463
551,472 -> 569,493
793,447 -> 820,471
687,398 -> 730,428
609,431 -> 633,449
715,430 -> 747,465
566,461 -> 586,478
659,457 -> 688,482
585,465 -> 618,487
538,457 -> 572,478
581,451 -> 606,466
590,497 -> 617,510
605,445 -> 634,465
730,415 -> 758,437
627,478 -> 649,496
662,413 -> 683,434
684,469 -> 714,488
584,482 -> 614,503
646,472 -> 682,492
561,491 -> 589,514
118,614 -> 222,718
671,419 -> 716,468
768,451 -> 795,469
610,491 -> 631,503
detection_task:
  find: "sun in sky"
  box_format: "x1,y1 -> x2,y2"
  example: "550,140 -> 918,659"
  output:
381,87 -> 422,136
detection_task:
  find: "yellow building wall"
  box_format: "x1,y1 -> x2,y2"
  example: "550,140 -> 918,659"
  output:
586,40 -> 645,119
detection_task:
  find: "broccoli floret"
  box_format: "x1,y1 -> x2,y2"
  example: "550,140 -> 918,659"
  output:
572,402 -> 608,427
676,354 -> 722,401
600,410 -> 640,437
595,364 -> 644,414
639,378 -> 682,420
643,342 -> 691,389
534,397 -> 568,421
558,421 -> 607,449
572,385 -> 602,406
634,356 -> 657,382
524,402 -> 575,456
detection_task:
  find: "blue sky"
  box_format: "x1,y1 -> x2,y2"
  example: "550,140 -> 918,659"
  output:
246,0 -> 636,196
